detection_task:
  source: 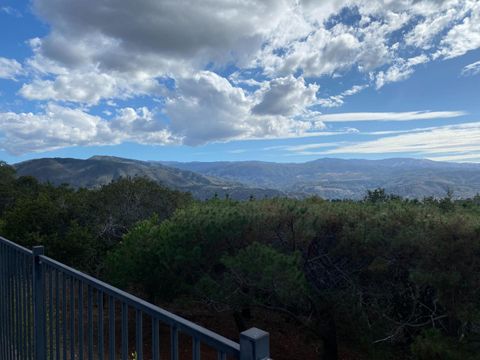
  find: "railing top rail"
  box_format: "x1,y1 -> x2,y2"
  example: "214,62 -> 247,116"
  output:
0,236 -> 33,256
39,254 -> 241,356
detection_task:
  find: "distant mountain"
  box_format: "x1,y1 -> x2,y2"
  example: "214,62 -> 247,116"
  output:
14,156 -> 284,200
162,158 -> 480,199
13,156 -> 480,200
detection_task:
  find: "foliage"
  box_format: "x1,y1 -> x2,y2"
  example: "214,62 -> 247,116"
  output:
1,167 -> 479,359
0,169 -> 191,273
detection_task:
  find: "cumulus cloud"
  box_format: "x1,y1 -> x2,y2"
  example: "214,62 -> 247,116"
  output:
435,1 -> 480,59
252,76 -> 318,116
0,104 -> 115,154
404,0 -> 471,49
0,57 -> 22,80
2,0 -> 480,154
0,104 -> 178,155
25,0 -> 480,105
32,0 -> 291,70
19,70 -> 163,105
165,71 -> 320,145
262,29 -> 363,77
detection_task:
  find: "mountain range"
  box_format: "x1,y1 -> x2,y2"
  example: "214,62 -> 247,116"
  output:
13,156 -> 480,200
13,156 -> 283,200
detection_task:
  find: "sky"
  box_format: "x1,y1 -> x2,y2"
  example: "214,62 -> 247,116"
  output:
0,0 -> 479,164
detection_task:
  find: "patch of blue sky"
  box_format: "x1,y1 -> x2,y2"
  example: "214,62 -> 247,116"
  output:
324,5 -> 362,30
0,0 -> 47,60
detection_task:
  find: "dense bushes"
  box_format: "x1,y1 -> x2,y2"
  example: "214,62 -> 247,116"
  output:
107,197 -> 480,359
0,164 -> 192,273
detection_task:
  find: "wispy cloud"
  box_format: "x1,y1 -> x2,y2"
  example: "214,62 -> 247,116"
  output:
0,57 -> 23,80
1,6 -> 22,18
314,111 -> 467,123
317,84 -> 368,108
286,142 -> 345,152
323,122 -> 480,161
462,60 -> 480,76
427,153 -> 480,163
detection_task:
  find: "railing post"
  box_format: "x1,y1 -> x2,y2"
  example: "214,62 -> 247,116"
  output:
33,246 -> 46,360
240,328 -> 270,360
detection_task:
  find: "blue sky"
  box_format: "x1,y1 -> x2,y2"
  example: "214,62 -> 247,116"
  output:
1,0 -> 480,164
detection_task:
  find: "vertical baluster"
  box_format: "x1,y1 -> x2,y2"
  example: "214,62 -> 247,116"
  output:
49,267 -> 54,360
0,244 -> 4,358
121,303 -> 128,360
217,352 -> 226,360
193,338 -> 200,360
79,281 -> 84,360
22,254 -> 28,360
14,250 -> 20,357
18,252 -> 23,359
152,318 -> 159,360
10,247 -> 15,360
170,325 -> 178,360
62,275 -> 67,360
1,244 -> 5,359
4,245 -> 9,360
55,270 -> 60,360
136,310 -> 143,360
1,244 -> 6,359
0,244 -> 5,360
33,246 -> 46,360
109,296 -> 115,360
88,286 -> 93,360
98,291 -> 104,360
10,248 -> 15,360
70,277 -> 75,360
15,252 -> 20,359
27,255 -> 33,360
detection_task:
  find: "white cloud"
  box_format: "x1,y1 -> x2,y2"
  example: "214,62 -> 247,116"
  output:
462,60 -> 480,76
252,76 -> 319,116
1,6 -> 22,17
19,70 -> 163,105
2,0 -> 480,154
323,122 -> 480,158
0,57 -> 22,80
427,153 -> 480,163
23,0 -> 480,92
165,71 -> 320,145
435,1 -> 480,59
32,0 -> 292,71
318,84 -> 368,108
405,0 -> 470,49
285,142 -> 346,152
0,104 -> 115,154
375,55 -> 429,89
0,104 -> 177,155
313,110 -> 466,122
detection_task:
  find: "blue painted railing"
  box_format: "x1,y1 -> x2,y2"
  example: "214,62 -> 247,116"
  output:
0,236 -> 270,360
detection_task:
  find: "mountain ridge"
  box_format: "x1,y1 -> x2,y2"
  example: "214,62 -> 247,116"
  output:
12,156 -> 480,200
13,156 -> 284,200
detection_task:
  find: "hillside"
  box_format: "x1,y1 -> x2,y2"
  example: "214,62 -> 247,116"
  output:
14,156 -> 480,200
14,156 -> 284,200
163,158 -> 480,199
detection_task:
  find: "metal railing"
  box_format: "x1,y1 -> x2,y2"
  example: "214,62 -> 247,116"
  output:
0,236 -> 270,360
